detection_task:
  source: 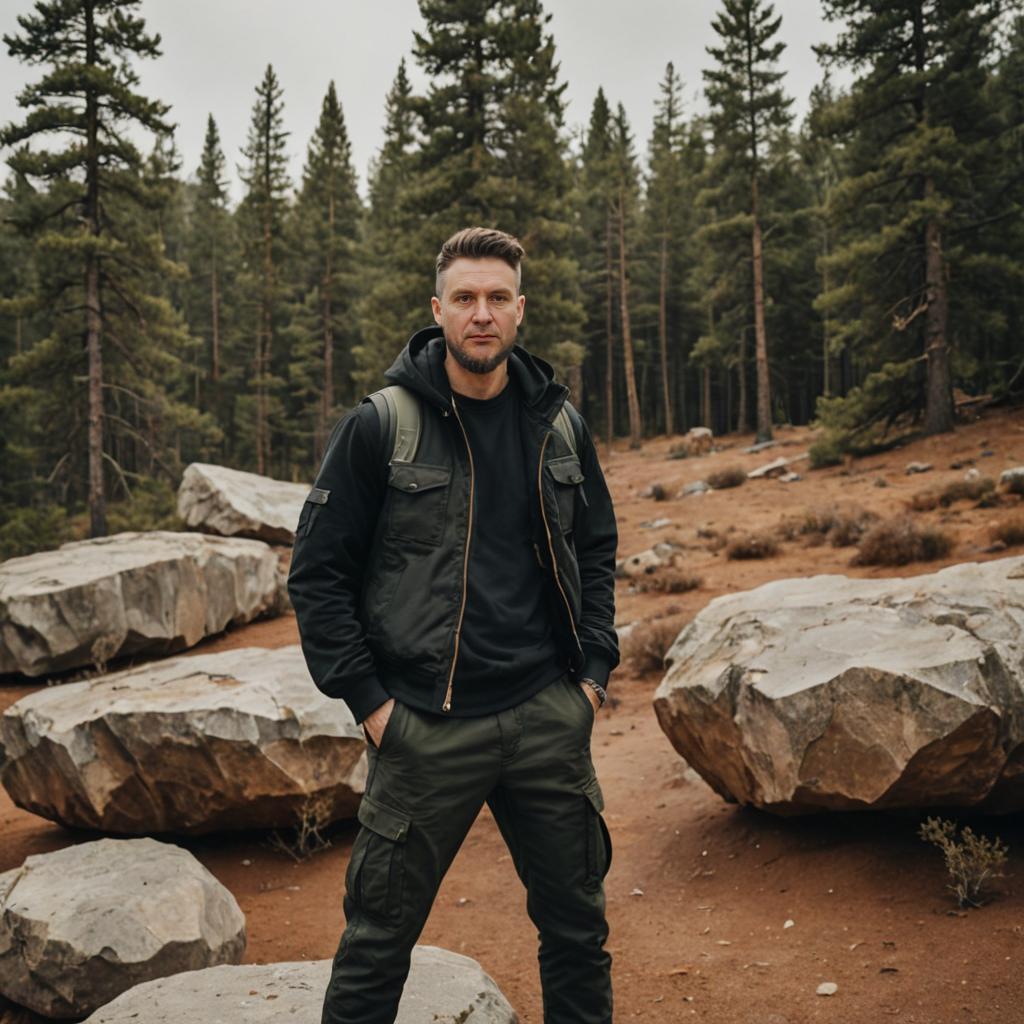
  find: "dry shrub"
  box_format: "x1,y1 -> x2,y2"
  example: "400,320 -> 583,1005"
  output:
637,569 -> 703,594
266,792 -> 334,862
796,503 -> 879,547
919,816 -> 1008,908
622,617 -> 687,675
853,515 -> 954,566
990,517 -> 1024,547
915,477 -> 996,511
706,466 -> 747,489
726,531 -> 779,560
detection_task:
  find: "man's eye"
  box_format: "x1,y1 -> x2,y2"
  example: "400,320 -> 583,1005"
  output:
491,295 -> 508,304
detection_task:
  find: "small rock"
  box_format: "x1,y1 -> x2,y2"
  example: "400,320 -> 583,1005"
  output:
779,472 -> 801,483
681,480 -> 710,497
964,467 -> 981,482
905,461 -> 933,475
639,517 -> 673,529
242,859 -> 252,866
639,483 -> 667,501
629,888 -> 645,897
981,449 -> 995,457
783,919 -> 795,929
816,982 -> 838,997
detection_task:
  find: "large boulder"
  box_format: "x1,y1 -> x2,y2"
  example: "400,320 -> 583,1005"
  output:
0,531 -> 285,678
83,946 -> 517,1024
0,837 -> 245,1019
177,463 -> 309,544
653,557 -> 1024,815
0,645 -> 366,834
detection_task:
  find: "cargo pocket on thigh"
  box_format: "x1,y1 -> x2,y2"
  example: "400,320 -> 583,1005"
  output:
583,776 -> 612,892
345,794 -> 411,923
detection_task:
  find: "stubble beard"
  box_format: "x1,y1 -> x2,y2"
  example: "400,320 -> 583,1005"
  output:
445,334 -> 515,375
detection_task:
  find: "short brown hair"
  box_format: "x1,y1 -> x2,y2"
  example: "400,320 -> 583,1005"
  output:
435,227 -> 525,296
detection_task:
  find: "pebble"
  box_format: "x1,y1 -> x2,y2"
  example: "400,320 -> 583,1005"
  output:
816,982 -> 838,996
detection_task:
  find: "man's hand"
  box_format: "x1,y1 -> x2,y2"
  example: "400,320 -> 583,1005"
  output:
363,697 -> 396,749
580,682 -> 601,714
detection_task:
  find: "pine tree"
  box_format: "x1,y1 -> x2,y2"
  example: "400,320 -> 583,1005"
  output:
816,0 -> 1005,440
609,102 -> 643,448
287,81 -> 362,465
644,63 -> 687,436
2,0 -> 178,535
704,0 -> 794,442
237,64 -> 291,475
355,59 -> 423,393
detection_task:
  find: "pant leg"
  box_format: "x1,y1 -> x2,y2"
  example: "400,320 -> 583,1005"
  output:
322,701 -> 501,1024
487,675 -> 613,1024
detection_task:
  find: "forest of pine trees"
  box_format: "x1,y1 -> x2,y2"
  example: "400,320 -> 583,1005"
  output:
1,0 -> 1022,557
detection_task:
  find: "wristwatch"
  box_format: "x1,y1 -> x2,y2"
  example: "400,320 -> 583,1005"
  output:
580,677 -> 607,708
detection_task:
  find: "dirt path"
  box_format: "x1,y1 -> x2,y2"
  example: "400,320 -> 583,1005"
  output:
3,409 -> 1023,1023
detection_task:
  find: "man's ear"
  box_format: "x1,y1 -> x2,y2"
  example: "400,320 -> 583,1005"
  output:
515,293 -> 525,326
431,295 -> 442,325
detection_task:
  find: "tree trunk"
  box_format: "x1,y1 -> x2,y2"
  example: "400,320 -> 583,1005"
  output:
84,0 -> 106,537
211,258 -> 220,384
604,209 -> 614,456
736,327 -> 749,434
616,187 -> 642,449
658,234 -> 673,436
923,179 -> 954,434
320,191 -> 335,462
702,364 -> 711,431
751,174 -> 772,443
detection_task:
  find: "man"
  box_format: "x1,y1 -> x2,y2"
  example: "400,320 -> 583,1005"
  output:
288,227 -> 618,1024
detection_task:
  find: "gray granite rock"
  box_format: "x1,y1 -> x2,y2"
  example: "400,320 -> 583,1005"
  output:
653,557 -> 1024,814
177,463 -> 310,544
0,838 -> 244,1019
0,531 -> 285,677
0,645 -> 366,834
83,946 -> 518,1023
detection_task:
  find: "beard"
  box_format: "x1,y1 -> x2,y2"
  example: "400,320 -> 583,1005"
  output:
444,333 -> 515,375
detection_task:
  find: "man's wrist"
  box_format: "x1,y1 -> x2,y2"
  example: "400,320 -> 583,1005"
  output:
580,677 -> 607,708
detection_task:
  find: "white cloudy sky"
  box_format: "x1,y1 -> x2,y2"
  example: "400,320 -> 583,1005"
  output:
1,1 -> 844,202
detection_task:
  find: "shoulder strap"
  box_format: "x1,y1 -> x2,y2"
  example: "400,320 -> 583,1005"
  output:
553,399 -> 579,457
364,385 -> 422,464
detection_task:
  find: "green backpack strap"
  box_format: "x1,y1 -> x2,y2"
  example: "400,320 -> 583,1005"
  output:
365,385 -> 422,464
554,400 -> 579,457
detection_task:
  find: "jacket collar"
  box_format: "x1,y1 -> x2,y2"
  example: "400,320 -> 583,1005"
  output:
384,325 -> 570,423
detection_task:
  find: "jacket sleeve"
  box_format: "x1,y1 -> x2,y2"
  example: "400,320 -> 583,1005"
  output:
287,402 -> 391,724
572,412 -> 620,688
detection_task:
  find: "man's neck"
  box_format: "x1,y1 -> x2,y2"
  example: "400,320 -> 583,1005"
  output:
444,354 -> 511,402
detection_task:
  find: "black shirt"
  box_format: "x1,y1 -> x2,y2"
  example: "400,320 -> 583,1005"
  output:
449,374 -> 564,712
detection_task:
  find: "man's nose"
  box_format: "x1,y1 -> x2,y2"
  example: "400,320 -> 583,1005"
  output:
471,297 -> 493,321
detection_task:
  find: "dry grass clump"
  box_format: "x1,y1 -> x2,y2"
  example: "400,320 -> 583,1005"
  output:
852,515 -> 954,566
919,816 -> 1008,908
791,503 -> 878,547
726,531 -> 780,560
990,516 -> 1024,548
706,466 -> 747,489
913,476 -> 996,511
266,792 -> 334,862
636,568 -> 703,594
622,616 -> 688,675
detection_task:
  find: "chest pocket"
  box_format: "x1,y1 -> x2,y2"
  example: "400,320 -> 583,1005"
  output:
386,462 -> 452,547
545,455 -> 585,535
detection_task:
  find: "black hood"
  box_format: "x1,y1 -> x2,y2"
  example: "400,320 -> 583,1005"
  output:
383,325 -> 569,422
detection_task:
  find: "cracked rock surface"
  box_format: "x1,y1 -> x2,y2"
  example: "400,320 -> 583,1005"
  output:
83,946 -> 517,1023
0,531 -> 286,677
176,463 -> 309,544
0,837 -> 245,1019
653,556 -> 1024,814
0,645 -> 366,833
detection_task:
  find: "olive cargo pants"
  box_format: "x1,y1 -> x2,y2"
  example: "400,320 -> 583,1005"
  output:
322,673 -> 613,1024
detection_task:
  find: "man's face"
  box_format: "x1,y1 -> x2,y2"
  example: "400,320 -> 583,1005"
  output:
431,257 -> 525,375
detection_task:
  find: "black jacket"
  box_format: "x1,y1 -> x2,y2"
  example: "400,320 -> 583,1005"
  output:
287,326 -> 619,723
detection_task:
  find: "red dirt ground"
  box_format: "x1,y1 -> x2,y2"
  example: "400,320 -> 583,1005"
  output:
3,408 -> 1024,1024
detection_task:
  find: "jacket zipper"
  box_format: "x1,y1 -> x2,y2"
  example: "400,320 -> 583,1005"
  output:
537,430 -> 584,664
442,397 -> 475,712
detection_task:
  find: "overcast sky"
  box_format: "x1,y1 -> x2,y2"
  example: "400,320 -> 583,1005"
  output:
1,1 -> 843,203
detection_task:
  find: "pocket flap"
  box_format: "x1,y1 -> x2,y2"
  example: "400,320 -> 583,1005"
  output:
357,795 -> 411,843
582,775 -> 605,814
387,463 -> 452,494
546,456 -> 585,486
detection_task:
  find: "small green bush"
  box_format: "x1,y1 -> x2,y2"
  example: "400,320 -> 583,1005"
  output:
918,816 -> 1008,908
0,503 -> 75,560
